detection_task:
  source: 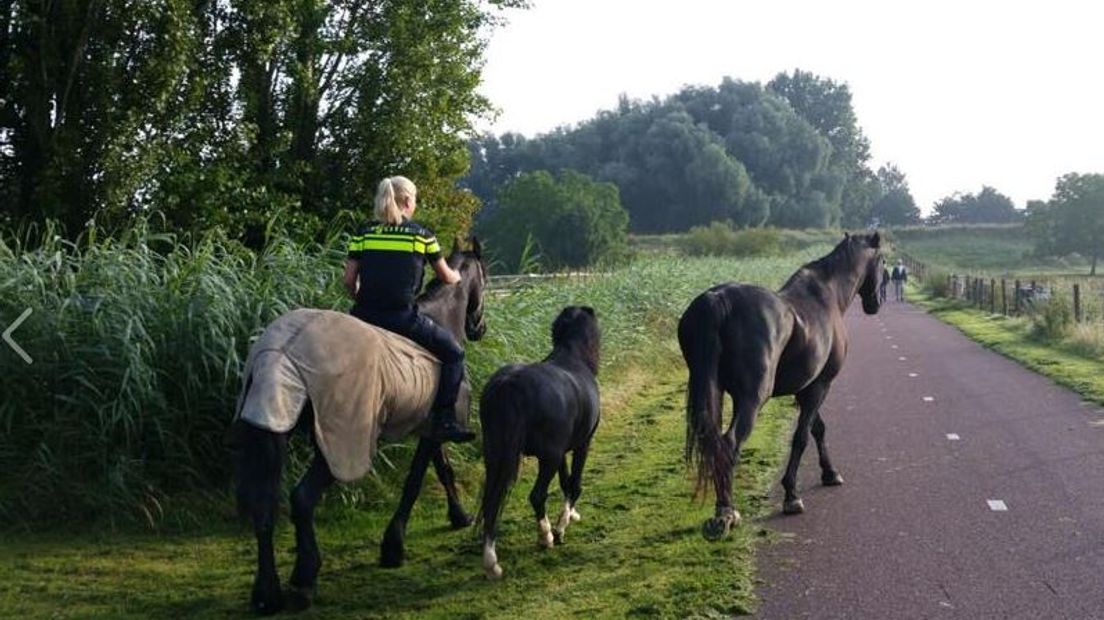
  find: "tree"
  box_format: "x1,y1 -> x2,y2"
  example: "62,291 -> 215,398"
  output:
0,0 -> 526,240
477,170 -> 629,272
870,164 -> 920,226
1046,173 -> 1104,275
930,186 -> 1020,224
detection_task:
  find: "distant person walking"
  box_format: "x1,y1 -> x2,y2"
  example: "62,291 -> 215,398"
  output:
891,260 -> 908,302
879,265 -> 890,304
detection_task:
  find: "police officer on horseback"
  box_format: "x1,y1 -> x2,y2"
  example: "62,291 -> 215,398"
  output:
342,175 -> 476,443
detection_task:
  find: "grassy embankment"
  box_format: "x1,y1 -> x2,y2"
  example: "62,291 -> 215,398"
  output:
1,242 -> 833,619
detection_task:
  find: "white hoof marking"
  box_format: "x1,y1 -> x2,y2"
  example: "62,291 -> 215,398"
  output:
538,517 -> 554,548
483,541 -> 502,580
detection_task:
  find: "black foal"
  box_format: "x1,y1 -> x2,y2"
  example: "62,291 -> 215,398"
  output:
477,306 -> 601,579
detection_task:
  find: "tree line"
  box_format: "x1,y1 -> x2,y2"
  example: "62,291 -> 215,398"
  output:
465,71 -> 933,235
0,0 -> 523,244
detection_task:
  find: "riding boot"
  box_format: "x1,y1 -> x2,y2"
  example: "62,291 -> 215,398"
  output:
429,408 -> 476,444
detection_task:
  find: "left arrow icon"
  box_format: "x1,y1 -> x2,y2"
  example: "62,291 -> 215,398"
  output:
4,308 -> 33,364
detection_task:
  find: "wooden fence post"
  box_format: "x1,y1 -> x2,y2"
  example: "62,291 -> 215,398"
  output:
990,279 -> 996,313
1014,279 -> 1021,314
1001,279 -> 1008,316
1074,284 -> 1083,323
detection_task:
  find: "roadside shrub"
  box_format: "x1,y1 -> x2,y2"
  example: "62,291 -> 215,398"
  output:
680,221 -> 781,257
923,268 -> 953,298
1032,291 -> 1074,340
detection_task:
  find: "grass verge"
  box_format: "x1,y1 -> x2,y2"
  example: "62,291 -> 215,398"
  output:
909,287 -> 1104,405
0,343 -> 797,619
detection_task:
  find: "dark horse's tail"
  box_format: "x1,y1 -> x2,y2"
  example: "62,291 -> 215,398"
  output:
232,373 -> 287,524
678,290 -> 729,497
477,370 -> 528,534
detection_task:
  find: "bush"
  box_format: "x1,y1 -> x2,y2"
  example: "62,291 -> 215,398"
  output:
679,221 -> 782,257
477,170 -> 630,273
1033,291 -> 1074,340
923,268 -> 953,298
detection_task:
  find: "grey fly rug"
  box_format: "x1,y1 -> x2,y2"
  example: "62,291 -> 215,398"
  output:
235,308 -> 470,482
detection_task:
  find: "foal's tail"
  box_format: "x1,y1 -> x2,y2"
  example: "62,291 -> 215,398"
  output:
678,290 -> 729,498
476,371 -> 528,536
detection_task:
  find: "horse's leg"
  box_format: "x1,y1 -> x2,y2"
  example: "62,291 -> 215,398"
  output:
553,446 -> 588,543
287,451 -> 335,611
781,381 -> 829,515
380,438 -> 435,568
702,396 -> 762,540
811,412 -> 844,486
236,425 -> 286,616
432,444 -> 473,528
530,456 -> 561,549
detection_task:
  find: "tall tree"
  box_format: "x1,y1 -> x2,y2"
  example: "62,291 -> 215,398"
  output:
1047,173 -> 1104,275
870,164 -> 920,226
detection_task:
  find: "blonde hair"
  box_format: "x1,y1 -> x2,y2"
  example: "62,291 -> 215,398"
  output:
374,176 -> 416,225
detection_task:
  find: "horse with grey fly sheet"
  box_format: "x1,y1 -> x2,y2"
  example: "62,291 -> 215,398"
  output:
232,240 -> 486,614
477,306 -> 601,579
679,232 -> 883,539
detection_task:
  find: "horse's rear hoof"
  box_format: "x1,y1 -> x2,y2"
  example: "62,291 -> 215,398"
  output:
822,471 -> 844,487
485,563 -> 504,580
251,583 -> 284,616
783,498 -> 805,515
379,550 -> 404,569
701,517 -> 731,541
449,509 -> 475,529
284,585 -> 317,612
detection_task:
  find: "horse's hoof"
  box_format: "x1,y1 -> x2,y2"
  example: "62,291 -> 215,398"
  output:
783,498 -> 806,515
250,581 -> 284,616
284,584 -> 317,612
379,550 -> 404,569
822,471 -> 844,487
569,508 -> 581,522
485,563 -> 504,580
552,529 -> 565,545
701,517 -> 731,541
538,531 -> 554,549
449,509 -> 475,529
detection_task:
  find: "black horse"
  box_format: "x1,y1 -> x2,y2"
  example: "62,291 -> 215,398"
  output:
234,240 -> 487,614
477,306 -> 601,579
679,232 -> 883,539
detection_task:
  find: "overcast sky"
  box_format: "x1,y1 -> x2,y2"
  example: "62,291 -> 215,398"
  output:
477,0 -> 1103,214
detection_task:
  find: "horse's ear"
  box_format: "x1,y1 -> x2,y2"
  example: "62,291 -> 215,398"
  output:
470,236 -> 482,259
870,231 -> 881,249
580,306 -> 596,317
843,231 -> 851,242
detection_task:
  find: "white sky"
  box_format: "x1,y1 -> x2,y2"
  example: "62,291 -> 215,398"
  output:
477,0 -> 1104,214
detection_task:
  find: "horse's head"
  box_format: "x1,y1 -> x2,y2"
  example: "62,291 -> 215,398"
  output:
447,236 -> 487,341
551,305 -> 601,374
850,232 -> 884,315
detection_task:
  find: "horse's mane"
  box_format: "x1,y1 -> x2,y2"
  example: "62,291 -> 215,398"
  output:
418,252 -> 477,303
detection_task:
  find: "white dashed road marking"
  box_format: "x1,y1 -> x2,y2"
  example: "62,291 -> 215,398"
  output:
908,372 -> 918,378
987,500 -> 1008,512
946,433 -> 960,441
891,345 -> 899,349
898,356 -> 908,361
923,396 -> 935,402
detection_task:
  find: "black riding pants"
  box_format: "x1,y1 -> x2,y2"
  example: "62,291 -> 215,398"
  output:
352,306 -> 464,414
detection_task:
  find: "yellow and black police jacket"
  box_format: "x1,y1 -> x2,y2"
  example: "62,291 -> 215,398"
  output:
347,219 -> 443,311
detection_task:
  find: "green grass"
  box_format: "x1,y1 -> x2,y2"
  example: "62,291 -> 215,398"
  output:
909,287 -> 1104,406
0,333 -> 799,620
892,224 -> 1092,276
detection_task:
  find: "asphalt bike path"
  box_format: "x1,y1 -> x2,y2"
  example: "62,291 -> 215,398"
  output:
755,301 -> 1104,620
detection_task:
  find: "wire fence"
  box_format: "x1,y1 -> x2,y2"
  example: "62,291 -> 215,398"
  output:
899,254 -> 1104,324
486,271 -> 609,296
